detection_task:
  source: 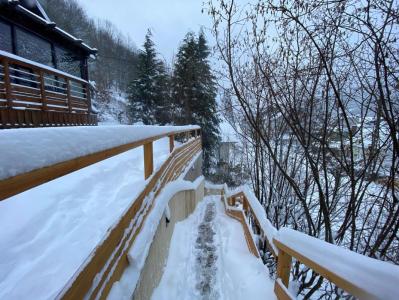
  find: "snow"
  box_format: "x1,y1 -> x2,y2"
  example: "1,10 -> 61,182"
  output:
107,175 -> 204,300
152,196 -> 276,300
0,137 -> 174,300
0,125 -> 199,181
226,185 -> 278,255
219,118 -> 239,143
275,228 -> 399,299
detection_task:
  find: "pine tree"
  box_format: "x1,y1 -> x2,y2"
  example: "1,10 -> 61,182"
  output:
172,31 -> 220,174
128,30 -> 170,124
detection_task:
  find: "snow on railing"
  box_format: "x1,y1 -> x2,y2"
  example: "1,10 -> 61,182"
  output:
274,228 -> 399,300
45,126 -> 202,300
0,125 -> 200,201
212,184 -> 399,300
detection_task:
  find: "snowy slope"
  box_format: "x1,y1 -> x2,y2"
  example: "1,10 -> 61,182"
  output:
0,137 -> 171,300
152,196 -> 275,300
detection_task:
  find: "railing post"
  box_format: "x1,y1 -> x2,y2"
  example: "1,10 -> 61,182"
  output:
276,249 -> 292,287
169,134 -> 174,153
86,82 -> 91,114
66,79 -> 72,113
243,196 -> 249,212
144,141 -> 153,179
39,70 -> 47,111
3,59 -> 12,107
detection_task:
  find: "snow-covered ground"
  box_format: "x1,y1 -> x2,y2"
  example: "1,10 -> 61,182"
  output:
0,137 -> 171,300
152,196 -> 275,300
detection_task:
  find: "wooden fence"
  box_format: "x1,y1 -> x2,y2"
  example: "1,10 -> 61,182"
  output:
224,190 -> 397,300
0,127 -> 201,299
0,129 -> 202,299
0,52 -> 97,128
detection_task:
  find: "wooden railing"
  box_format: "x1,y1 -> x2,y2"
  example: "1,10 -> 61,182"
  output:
0,51 -> 96,128
223,189 -> 398,300
0,126 -> 202,299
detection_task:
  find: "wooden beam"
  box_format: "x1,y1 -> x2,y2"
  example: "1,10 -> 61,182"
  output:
143,142 -> 153,179
38,70 -> 47,111
276,247 -> 292,287
169,134 -> 174,153
274,279 -> 295,300
3,59 -> 12,107
86,83 -> 91,114
66,79 -> 72,113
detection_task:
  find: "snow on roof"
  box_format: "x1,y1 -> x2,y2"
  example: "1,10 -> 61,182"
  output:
0,125 -> 200,181
4,1 -> 96,54
276,228 -> 399,299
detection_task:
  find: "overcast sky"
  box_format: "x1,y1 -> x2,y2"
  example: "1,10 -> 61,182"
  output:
75,0 -> 213,61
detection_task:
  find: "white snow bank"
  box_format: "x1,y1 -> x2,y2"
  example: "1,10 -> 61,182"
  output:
204,181 -> 225,190
152,196 -> 275,300
0,137 -> 172,300
107,175 -> 204,300
227,185 -> 278,254
276,228 -> 399,299
0,125 -> 199,180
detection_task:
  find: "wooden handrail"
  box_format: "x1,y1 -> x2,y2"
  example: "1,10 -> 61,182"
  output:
0,127 -> 200,201
0,52 -> 93,125
229,191 -> 277,257
221,187 -> 398,300
57,135 -> 202,300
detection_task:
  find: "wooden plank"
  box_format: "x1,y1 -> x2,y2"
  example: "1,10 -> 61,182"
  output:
0,132 -> 201,201
45,90 -> 68,100
274,279 -> 295,300
66,79 -> 72,113
3,60 -> 12,107
10,94 -> 43,105
39,70 -> 47,111
276,246 -> 292,287
144,142 -> 154,179
169,134 -> 174,152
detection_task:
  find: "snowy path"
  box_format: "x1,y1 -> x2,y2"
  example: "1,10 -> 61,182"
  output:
152,196 -> 275,300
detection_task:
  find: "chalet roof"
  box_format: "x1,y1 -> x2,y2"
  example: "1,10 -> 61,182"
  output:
2,0 -> 97,55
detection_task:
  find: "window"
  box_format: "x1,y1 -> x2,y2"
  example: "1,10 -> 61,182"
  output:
55,46 -> 83,78
15,28 -> 53,67
0,20 -> 12,52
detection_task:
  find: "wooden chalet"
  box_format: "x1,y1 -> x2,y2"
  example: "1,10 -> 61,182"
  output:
0,0 -> 98,128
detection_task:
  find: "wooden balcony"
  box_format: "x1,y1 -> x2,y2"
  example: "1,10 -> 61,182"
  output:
0,51 -> 97,129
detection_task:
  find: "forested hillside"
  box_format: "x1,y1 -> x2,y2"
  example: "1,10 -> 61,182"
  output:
39,0 -> 138,123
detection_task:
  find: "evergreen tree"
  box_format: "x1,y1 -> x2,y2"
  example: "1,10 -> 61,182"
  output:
172,31 -> 220,174
128,30 -> 170,124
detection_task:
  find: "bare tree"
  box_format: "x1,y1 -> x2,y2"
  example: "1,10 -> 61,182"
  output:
207,0 -> 399,297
